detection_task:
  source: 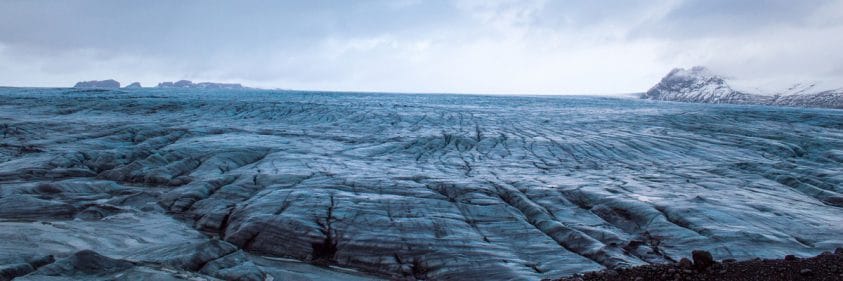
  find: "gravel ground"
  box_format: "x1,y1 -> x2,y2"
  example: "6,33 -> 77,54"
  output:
548,248 -> 843,281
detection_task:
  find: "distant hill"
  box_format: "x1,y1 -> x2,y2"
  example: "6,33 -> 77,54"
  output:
71,80 -> 249,90
73,80 -> 120,89
156,80 -> 244,90
124,82 -> 142,89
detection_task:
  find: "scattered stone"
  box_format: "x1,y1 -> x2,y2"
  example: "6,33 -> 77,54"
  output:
678,258 -> 693,269
691,250 -> 715,270
0,263 -> 35,281
784,254 -> 797,261
550,249 -> 843,281
800,268 -> 813,276
28,255 -> 55,268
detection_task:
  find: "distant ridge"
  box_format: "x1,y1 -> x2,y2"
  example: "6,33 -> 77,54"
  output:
642,67 -> 843,109
124,82 -> 142,89
156,80 -> 244,90
74,80 -> 120,89
72,80 -> 247,90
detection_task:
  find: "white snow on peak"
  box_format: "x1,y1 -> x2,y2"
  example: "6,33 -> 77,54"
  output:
643,66 -> 753,104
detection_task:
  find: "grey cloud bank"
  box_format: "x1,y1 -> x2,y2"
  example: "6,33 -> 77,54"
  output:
0,0 -> 841,94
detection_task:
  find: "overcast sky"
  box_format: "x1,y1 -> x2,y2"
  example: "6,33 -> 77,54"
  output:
1,0 -> 841,94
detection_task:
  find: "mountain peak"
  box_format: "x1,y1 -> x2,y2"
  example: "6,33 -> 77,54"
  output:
642,66 -> 745,103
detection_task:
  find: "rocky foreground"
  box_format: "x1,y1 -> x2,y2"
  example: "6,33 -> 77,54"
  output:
549,248 -> 843,281
1,88 -> 842,280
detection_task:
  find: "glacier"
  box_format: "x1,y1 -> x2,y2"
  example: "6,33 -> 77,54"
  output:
0,87 -> 842,280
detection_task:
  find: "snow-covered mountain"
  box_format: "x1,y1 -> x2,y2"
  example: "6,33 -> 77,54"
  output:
643,67 -> 843,109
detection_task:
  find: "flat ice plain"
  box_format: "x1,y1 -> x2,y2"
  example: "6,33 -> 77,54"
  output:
1,87 -> 842,280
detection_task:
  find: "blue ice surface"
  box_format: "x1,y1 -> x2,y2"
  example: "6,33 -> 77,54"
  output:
0,87 -> 841,280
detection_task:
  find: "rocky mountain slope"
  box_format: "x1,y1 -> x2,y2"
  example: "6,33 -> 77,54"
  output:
643,67 -> 843,109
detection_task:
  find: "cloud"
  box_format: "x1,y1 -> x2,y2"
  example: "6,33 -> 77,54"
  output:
0,0 -> 841,94
624,0 -> 841,41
